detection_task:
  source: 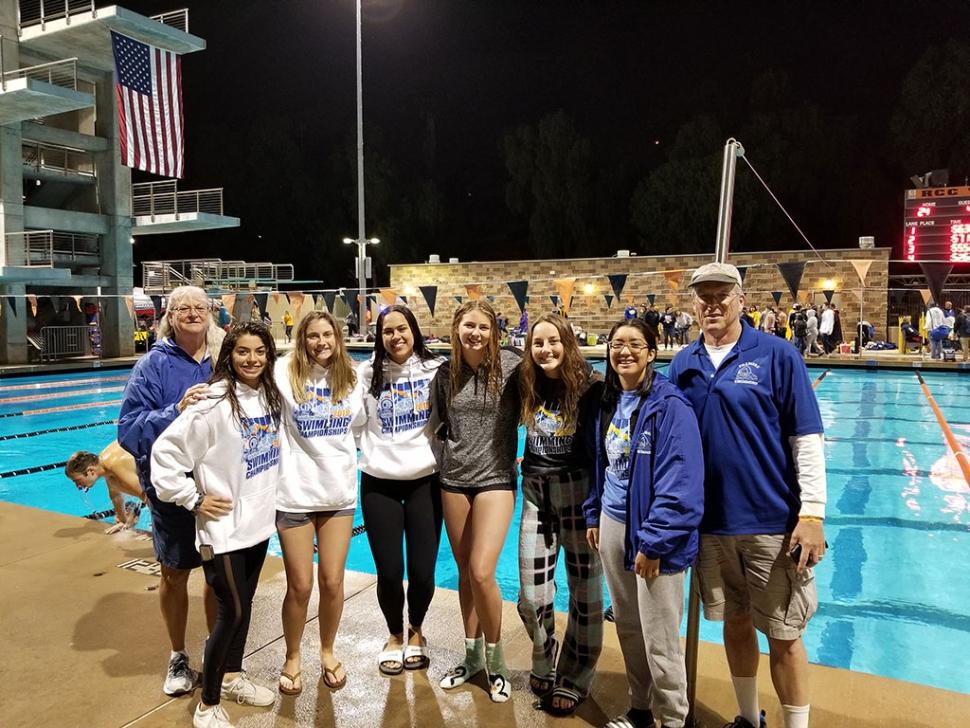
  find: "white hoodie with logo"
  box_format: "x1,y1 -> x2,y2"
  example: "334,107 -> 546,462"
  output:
152,381 -> 280,555
356,353 -> 444,480
275,360 -> 365,512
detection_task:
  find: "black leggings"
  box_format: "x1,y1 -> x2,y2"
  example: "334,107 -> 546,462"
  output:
200,540 -> 269,706
360,472 -> 443,635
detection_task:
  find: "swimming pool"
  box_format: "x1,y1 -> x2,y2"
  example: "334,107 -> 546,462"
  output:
1,362 -> 968,694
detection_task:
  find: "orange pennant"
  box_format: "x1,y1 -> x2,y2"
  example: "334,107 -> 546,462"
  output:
380,288 -> 398,307
72,295 -> 82,310
124,296 -> 134,320
272,293 -> 280,304
27,294 -> 37,317
667,293 -> 678,307
849,260 -> 873,286
797,290 -> 810,305
553,279 -> 575,315
920,289 -> 932,305
288,292 -> 305,319
464,284 -> 482,300
663,269 -> 685,291
584,296 -> 593,308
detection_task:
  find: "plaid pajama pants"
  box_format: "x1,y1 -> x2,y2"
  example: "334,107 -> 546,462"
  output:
517,469 -> 604,697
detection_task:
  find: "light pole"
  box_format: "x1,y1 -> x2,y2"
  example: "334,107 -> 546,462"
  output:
343,237 -> 380,319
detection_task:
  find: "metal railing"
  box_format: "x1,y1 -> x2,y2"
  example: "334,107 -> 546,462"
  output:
142,258 -> 297,292
18,1 -> 96,32
132,180 -> 224,219
4,229 -> 98,267
151,9 -> 189,33
1,56 -> 79,92
39,324 -> 97,361
22,140 -> 94,176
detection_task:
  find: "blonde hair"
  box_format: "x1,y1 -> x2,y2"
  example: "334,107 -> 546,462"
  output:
157,286 -> 225,351
448,299 -> 503,409
287,311 -> 356,403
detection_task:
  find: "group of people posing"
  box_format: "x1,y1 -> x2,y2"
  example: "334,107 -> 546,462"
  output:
106,258 -> 826,728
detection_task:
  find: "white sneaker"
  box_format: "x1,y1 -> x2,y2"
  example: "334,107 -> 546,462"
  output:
193,703 -> 235,728
221,670 -> 275,706
164,652 -> 199,696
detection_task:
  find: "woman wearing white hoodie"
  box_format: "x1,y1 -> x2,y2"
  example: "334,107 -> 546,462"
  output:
357,304 -> 445,676
152,322 -> 284,728
275,311 -> 365,695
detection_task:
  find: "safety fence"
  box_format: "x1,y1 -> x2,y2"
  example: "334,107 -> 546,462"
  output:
38,325 -> 99,362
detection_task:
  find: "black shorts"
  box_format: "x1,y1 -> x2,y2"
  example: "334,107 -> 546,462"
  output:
146,488 -> 202,570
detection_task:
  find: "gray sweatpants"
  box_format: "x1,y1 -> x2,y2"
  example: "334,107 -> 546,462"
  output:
599,515 -> 688,728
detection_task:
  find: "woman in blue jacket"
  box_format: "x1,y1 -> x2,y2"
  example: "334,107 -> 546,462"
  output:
584,318 -> 704,728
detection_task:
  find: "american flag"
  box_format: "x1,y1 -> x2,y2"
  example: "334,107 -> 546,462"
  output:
110,31 -> 183,179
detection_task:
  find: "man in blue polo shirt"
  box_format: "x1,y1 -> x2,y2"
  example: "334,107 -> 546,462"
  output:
667,262 -> 827,728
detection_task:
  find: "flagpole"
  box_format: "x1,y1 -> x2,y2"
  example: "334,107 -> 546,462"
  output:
355,0 -> 367,319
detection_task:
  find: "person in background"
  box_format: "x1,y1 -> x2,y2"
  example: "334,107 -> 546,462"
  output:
668,262 -> 827,728
118,285 -> 224,697
943,300 -> 955,318
435,300 -> 521,703
218,303 -> 231,331
65,441 -> 146,534
585,317 -> 704,728
674,309 -> 693,346
804,308 -> 820,357
517,314 -> 604,716
283,311 -> 294,343
642,304 -> 661,340
926,301 -> 946,360
763,308 -> 777,339
659,306 -> 676,350
818,303 -> 835,355
519,308 -> 530,335
275,311 -> 365,695
152,322 -> 284,728
624,303 -> 639,321
740,307 -> 755,328
357,305 -> 446,677
955,306 -> 970,361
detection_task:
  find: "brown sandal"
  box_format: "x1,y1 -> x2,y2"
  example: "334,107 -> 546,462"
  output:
279,670 -> 302,696
322,662 -> 347,689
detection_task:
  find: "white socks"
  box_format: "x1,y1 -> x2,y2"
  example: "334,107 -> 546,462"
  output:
439,637 -> 484,689
782,704 -> 810,728
731,675 -> 761,727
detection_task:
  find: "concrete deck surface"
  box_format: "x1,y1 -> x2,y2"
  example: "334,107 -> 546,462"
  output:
1,501 -> 968,728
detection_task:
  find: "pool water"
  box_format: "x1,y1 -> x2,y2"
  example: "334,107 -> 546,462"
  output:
1,362 -> 969,694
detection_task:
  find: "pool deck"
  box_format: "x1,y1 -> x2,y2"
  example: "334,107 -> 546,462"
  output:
2,501 -> 968,728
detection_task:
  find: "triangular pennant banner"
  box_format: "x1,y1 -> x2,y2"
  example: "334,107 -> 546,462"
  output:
507,281 -> 529,312
736,266 -> 748,284
419,285 -> 438,318
607,274 -> 627,300
288,292 -> 305,319
647,294 -> 655,306
797,290 -> 810,305
401,296 -> 408,305
124,295 -> 134,319
627,295 -> 635,305
823,289 -> 835,304
380,288 -> 397,307
663,269 -> 684,291
71,295 -> 82,311
849,288 -> 863,303
550,296 -> 559,306
553,279 -> 576,315
272,293 -> 280,304
604,295 -> 614,309
221,294 -> 235,312
891,289 -> 905,304
918,262 -> 952,306
464,284 -> 482,301
50,295 -> 60,313
455,296 -> 463,304
777,262 -> 806,302
667,293 -> 678,306
584,296 -> 593,308
771,291 -> 783,306
6,297 -> 16,317
920,289 -> 932,306
849,259 -> 874,286
254,293 -> 269,318
487,296 -> 494,302
322,291 -> 337,313
150,295 -> 162,319
27,294 -> 37,317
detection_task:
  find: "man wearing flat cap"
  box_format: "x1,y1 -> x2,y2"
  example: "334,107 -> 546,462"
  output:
667,262 -> 827,728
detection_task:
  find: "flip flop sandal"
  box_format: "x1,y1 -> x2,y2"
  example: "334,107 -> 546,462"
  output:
278,670 -> 302,696
541,686 -> 584,716
378,645 -> 404,676
403,638 -> 430,670
529,672 -> 555,697
322,662 -> 347,689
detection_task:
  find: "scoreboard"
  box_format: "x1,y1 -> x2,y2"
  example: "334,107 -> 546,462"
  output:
903,185 -> 970,262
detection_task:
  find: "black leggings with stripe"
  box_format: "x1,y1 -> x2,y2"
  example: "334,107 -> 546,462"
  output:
200,539 -> 269,706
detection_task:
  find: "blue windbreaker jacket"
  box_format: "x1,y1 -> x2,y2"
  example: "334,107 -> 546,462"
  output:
583,373 -> 705,573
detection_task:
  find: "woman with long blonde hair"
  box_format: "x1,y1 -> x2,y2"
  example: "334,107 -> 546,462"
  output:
516,314 -> 604,716
435,299 -> 521,703
275,310 -> 365,694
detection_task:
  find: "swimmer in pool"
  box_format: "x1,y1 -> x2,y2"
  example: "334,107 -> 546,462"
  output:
66,440 -> 147,534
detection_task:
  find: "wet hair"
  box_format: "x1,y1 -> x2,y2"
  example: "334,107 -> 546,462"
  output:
369,305 -> 436,399
287,311 -> 356,403
603,319 -> 657,406
448,299 -> 503,409
519,314 -> 588,430
209,322 -> 283,425
157,285 -> 225,351
65,451 -> 99,477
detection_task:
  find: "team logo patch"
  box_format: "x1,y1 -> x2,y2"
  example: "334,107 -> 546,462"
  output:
293,385 -> 352,438
241,415 -> 280,478
734,361 -> 761,386
377,378 -> 431,434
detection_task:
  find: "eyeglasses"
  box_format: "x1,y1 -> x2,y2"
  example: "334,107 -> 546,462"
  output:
172,305 -> 209,315
608,340 -> 648,351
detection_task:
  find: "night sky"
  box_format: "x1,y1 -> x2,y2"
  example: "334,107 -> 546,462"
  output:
120,0 -> 970,288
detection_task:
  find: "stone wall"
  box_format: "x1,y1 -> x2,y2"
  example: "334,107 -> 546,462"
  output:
389,247 -> 891,342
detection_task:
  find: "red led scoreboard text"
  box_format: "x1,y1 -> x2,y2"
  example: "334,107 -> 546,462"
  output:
904,186 -> 970,262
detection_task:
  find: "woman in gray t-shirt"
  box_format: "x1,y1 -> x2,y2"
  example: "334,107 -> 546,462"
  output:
435,300 -> 521,703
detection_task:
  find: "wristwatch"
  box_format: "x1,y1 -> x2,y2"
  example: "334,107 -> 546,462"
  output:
191,492 -> 205,514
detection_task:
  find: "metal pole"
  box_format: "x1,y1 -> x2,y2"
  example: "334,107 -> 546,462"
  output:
354,0 -> 367,320
714,138 -> 744,264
